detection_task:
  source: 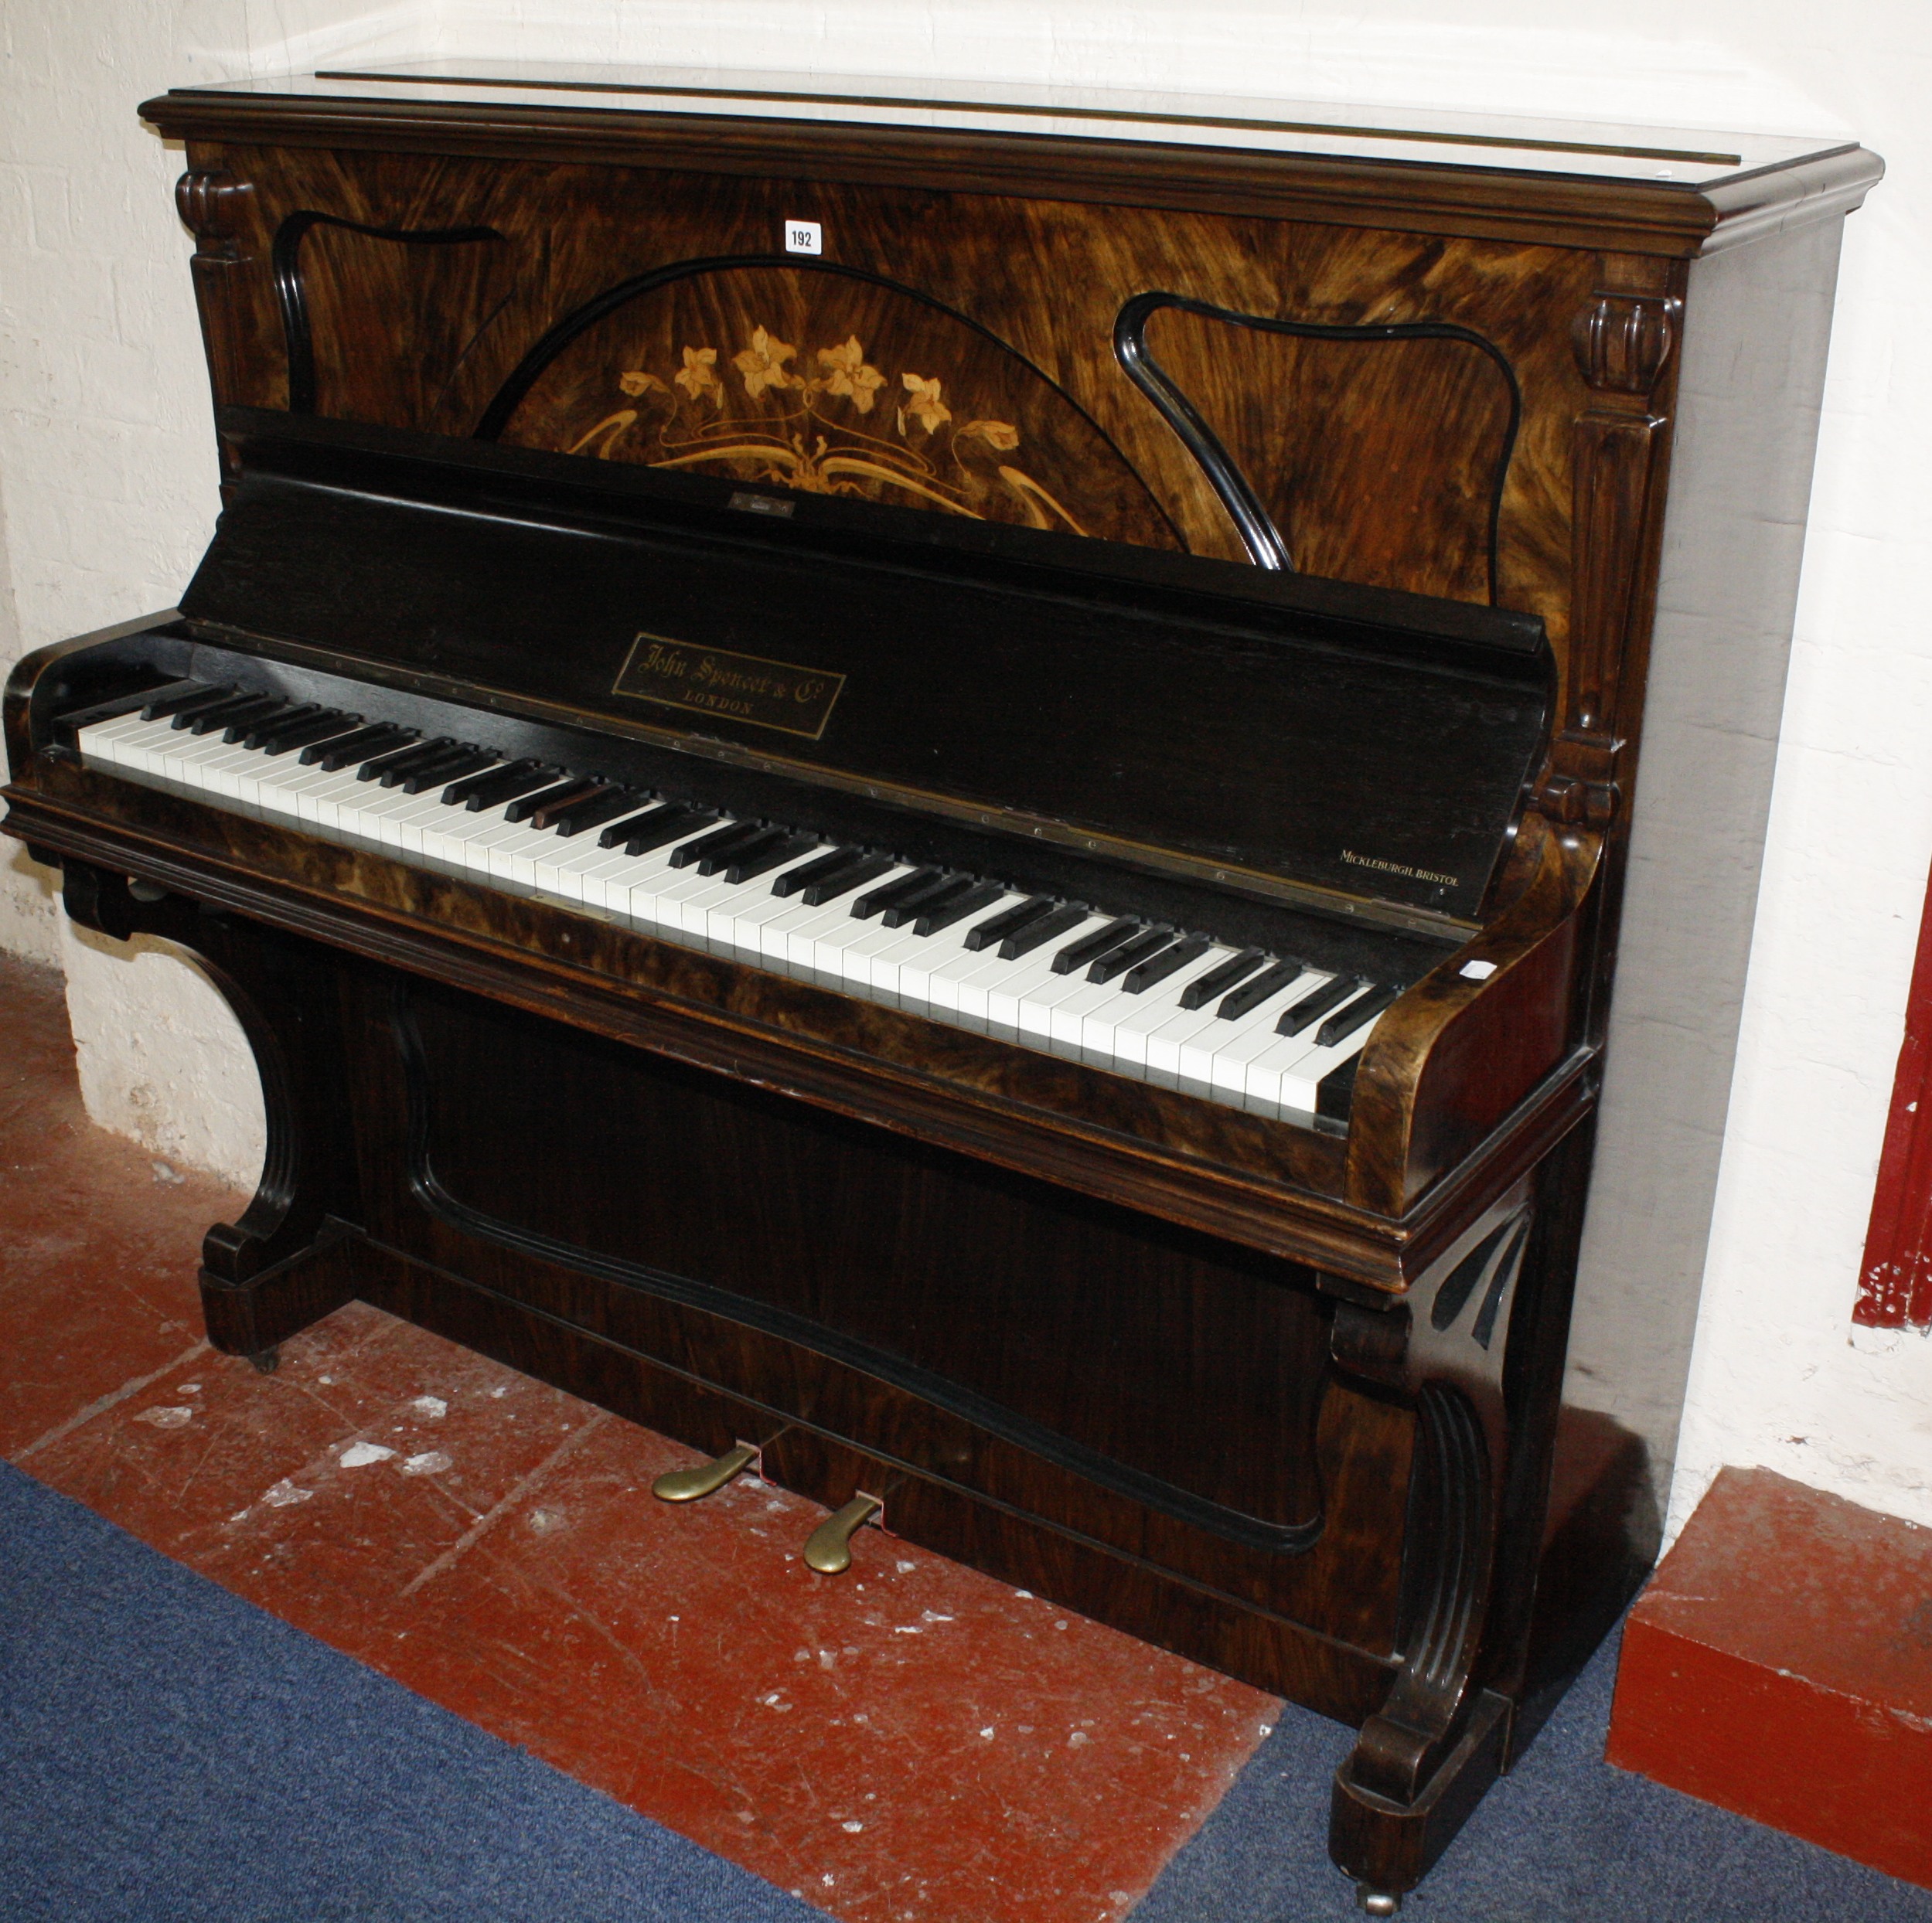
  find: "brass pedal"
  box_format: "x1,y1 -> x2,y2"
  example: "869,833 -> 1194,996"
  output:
802,1492 -> 884,1575
652,1441 -> 760,1503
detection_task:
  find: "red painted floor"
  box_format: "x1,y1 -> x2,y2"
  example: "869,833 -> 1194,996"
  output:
0,951 -> 1277,1921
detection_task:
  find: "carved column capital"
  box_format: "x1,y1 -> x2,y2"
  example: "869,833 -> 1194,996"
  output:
1572,292 -> 1680,398
175,168 -> 254,264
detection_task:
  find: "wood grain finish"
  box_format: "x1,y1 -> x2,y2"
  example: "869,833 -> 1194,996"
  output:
141,87 -> 1881,258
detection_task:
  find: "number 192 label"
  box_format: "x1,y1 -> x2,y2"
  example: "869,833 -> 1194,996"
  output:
784,219 -> 823,256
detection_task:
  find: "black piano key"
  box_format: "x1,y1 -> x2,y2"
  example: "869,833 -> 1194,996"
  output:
1123,934 -> 1212,996
141,682 -> 229,722
616,805 -> 719,856
551,786 -> 648,838
216,697 -> 294,742
1181,948 -> 1266,1010
302,723 -> 415,770
449,759 -> 555,809
591,798 -> 690,849
1088,925 -> 1175,985
237,703 -> 324,748
853,866 -> 942,920
369,737 -> 459,785
185,691 -> 277,736
1314,982 -> 1399,1047
669,818 -> 765,870
697,823 -> 786,877
771,845 -> 866,900
881,872 -> 971,930
1276,975 -> 1364,1037
724,832 -> 819,885
998,903 -> 1087,961
1051,917 -> 1141,976
400,747 -> 493,795
261,710 -> 359,757
529,780 -> 616,831
503,778 -> 584,824
220,697 -> 301,744
1217,959 -> 1303,1022
173,689 -> 256,732
914,879 -> 1007,937
801,852 -> 896,907
964,895 -> 1055,953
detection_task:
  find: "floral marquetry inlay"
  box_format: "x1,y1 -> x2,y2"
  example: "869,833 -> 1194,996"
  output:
561,322 -> 1068,530
487,261 -> 1181,550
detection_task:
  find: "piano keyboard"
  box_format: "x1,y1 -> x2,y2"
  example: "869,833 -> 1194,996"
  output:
74,686 -> 1404,1124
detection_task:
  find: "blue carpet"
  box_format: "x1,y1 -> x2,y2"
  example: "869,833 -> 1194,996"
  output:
8,1456 -> 1930,1923
0,1460 -> 817,1923
1136,1628 -> 1932,1922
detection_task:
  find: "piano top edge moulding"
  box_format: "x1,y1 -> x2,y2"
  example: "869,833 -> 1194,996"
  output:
2,63 -> 1878,1907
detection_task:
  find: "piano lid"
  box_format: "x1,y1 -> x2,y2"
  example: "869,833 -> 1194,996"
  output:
182,411 -> 1553,932
166,60 -> 1852,189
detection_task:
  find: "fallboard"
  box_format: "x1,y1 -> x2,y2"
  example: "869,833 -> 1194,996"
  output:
183,411 -> 1552,927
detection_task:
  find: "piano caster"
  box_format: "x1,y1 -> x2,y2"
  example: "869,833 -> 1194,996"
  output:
803,1492 -> 884,1575
651,1441 -> 760,1503
245,1346 -> 280,1376
1356,1887 -> 1400,1917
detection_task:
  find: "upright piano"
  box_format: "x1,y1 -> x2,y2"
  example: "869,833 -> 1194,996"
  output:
1,64 -> 1879,1909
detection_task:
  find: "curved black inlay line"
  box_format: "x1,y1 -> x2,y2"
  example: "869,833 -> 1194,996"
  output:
1429,1216 -> 1514,1333
1470,1215 -> 1531,1350
1113,291 -> 1524,601
471,254 -> 1184,547
390,983 -> 1320,1557
274,211 -> 505,416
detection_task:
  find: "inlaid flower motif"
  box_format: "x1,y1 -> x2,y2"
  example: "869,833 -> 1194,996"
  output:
961,418 -> 1020,451
674,345 -> 722,404
578,325 -> 1082,536
900,372 -> 951,433
733,327 -> 797,399
816,336 -> 886,414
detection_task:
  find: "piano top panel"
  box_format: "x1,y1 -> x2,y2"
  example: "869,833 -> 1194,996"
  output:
142,63 -> 1880,258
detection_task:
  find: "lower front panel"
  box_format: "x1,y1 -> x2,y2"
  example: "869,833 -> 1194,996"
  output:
341,963 -> 1413,1705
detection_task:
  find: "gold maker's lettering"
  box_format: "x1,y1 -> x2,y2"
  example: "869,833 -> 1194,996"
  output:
613,635 -> 845,740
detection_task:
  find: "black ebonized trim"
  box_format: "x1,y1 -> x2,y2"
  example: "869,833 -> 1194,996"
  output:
1113,291 -> 1523,602
274,211 -> 505,415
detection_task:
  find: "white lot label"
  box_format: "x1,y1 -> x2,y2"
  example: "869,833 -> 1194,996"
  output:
784,219 -> 823,256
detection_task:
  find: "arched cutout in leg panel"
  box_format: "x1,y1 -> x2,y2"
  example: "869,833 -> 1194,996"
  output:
56,860 -> 363,1356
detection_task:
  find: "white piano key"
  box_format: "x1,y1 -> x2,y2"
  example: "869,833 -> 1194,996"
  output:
1104,946 -> 1241,1074
890,902 -> 1021,1015
1198,972 -> 1330,1104
74,706 -> 1413,1132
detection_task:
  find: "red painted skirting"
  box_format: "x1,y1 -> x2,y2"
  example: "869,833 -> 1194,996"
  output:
1857,855 -> 1932,1327
1608,1466 -> 1932,1889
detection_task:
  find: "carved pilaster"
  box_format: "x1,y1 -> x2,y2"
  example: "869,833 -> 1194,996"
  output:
1324,1187 -> 1536,1900
1538,258 -> 1682,832
175,168 -> 257,470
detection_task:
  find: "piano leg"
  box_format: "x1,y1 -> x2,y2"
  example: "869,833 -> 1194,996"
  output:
58,857 -> 364,1361
1324,1118 -> 1602,1900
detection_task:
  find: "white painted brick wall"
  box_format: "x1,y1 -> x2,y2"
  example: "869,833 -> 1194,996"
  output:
1,0 -> 1927,1538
